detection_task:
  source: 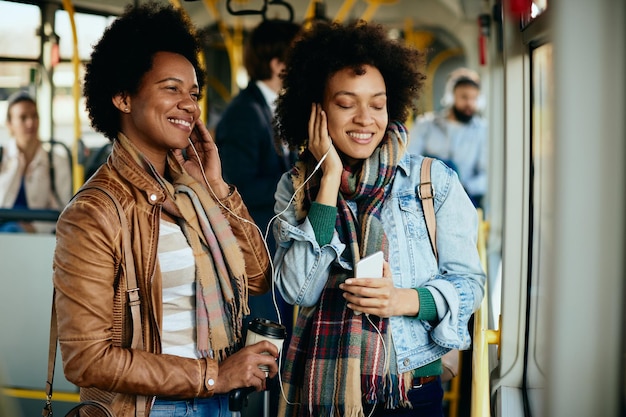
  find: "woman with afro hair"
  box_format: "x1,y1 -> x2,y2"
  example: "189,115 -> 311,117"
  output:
272,20 -> 485,417
53,3 -> 277,417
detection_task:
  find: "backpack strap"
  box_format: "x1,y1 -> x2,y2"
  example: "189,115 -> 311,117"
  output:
418,157 -> 438,260
418,157 -> 460,381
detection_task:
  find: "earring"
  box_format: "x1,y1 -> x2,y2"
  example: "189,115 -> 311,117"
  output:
124,108 -> 130,113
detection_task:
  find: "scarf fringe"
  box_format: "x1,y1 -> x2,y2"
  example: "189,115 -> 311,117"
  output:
199,340 -> 243,362
361,372 -> 411,409
362,375 -> 383,404
306,405 -> 366,417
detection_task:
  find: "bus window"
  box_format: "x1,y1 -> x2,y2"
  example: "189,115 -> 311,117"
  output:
0,2 -> 40,143
53,10 -> 113,149
55,10 -> 114,61
0,2 -> 39,59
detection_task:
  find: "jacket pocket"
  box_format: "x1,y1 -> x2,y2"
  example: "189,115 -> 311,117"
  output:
398,194 -> 428,241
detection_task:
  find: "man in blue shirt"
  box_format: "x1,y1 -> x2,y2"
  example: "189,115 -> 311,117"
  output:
408,68 -> 488,208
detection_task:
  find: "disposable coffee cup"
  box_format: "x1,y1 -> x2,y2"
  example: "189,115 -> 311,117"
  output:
245,318 -> 286,373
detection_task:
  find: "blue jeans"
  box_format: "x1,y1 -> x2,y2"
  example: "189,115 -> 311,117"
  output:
366,376 -> 444,417
150,396 -> 230,417
0,221 -> 25,233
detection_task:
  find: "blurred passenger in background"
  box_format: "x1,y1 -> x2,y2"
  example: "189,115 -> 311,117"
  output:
214,19 -> 300,342
408,68 -> 488,208
214,19 -> 301,416
0,91 -> 71,233
215,19 -> 300,252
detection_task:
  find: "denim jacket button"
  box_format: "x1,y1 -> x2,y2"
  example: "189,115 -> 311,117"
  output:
403,358 -> 410,366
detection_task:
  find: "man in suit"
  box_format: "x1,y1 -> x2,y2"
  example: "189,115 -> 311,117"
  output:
214,19 -> 300,416
216,19 -> 300,249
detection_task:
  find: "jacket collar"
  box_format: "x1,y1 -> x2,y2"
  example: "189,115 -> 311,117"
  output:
108,134 -> 167,205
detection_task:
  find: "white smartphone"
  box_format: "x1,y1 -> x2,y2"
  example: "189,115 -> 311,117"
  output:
355,251 -> 384,278
353,251 -> 384,316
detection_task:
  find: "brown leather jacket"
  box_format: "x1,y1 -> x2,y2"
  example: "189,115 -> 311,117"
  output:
53,139 -> 270,416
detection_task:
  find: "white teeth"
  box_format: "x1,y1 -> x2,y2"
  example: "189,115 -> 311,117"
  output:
168,118 -> 191,127
349,132 -> 372,140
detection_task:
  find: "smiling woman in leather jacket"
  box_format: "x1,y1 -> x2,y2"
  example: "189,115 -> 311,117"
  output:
272,21 -> 485,417
52,4 -> 276,417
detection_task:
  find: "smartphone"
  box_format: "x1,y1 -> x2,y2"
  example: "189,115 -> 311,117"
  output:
355,251 -> 384,279
353,251 -> 384,316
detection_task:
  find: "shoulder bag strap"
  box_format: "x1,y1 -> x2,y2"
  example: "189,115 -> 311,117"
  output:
418,159 -> 461,381
44,186 -> 145,417
418,157 -> 438,261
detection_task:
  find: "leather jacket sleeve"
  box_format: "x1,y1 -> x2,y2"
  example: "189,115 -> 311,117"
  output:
218,186 -> 271,295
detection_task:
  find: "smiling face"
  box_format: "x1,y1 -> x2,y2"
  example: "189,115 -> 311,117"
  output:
117,51 -> 200,162
322,65 -> 388,165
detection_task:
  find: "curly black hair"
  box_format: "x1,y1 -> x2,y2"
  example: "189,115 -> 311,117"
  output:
83,2 -> 205,140
274,20 -> 425,152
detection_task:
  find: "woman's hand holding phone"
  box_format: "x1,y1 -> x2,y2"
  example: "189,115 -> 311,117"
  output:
340,259 -> 412,318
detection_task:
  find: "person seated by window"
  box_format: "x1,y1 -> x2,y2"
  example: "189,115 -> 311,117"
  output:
0,91 -> 72,233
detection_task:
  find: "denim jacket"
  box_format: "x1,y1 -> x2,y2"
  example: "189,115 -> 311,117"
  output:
272,153 -> 485,374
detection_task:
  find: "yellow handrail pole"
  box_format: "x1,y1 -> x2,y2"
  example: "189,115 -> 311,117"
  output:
471,286 -> 491,416
60,0 -> 83,193
230,22 -> 244,96
404,18 -> 436,124
201,0 -> 242,98
404,19 -> 435,51
3,387 -> 80,403
334,0 -> 358,23
360,0 -> 398,22
471,211 -> 500,417
424,48 -> 463,113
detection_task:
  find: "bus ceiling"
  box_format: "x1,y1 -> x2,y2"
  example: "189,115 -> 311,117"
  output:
53,0 -> 490,29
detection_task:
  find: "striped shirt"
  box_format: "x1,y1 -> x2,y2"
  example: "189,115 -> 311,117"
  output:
158,219 -> 200,359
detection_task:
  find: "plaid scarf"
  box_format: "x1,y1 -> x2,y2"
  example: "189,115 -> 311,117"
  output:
117,134 -> 249,360
280,122 -> 411,416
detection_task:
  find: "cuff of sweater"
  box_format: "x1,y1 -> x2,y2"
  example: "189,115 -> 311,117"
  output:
308,202 -> 337,246
416,288 -> 437,321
